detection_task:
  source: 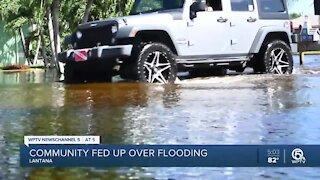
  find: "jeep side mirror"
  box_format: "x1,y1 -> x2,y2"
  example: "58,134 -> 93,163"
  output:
190,1 -> 206,19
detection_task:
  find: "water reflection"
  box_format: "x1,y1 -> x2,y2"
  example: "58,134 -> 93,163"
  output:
0,69 -> 59,85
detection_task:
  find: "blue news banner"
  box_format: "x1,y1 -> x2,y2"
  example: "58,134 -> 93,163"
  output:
20,145 -> 320,167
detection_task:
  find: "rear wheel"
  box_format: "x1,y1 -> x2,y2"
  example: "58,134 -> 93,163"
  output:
253,40 -> 293,74
136,43 -> 177,83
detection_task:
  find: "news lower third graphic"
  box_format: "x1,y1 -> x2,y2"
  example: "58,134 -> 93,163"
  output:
20,136 -> 320,167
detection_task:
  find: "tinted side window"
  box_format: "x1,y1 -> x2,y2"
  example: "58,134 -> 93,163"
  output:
134,0 -> 184,13
260,0 -> 285,12
135,0 -> 162,12
231,0 -> 254,11
206,0 -> 223,11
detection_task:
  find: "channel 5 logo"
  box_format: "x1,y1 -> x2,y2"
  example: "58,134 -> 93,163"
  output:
291,148 -> 306,164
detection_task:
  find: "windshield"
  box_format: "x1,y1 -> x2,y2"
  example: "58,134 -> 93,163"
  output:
130,0 -> 185,15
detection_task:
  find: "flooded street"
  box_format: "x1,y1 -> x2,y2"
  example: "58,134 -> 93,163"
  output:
0,55 -> 320,179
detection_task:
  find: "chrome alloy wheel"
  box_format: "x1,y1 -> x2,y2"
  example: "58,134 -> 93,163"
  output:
269,48 -> 290,74
143,51 -> 172,84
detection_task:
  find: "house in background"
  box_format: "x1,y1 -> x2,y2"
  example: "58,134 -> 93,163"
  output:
291,14 -> 320,31
0,21 -> 26,68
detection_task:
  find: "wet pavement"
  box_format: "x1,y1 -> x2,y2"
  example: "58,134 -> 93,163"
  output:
0,55 -> 320,180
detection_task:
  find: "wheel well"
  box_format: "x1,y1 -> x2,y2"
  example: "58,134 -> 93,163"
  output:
262,32 -> 291,48
135,30 -> 178,54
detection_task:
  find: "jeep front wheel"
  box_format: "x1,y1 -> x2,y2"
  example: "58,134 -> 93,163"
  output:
253,40 -> 293,74
137,43 -> 177,83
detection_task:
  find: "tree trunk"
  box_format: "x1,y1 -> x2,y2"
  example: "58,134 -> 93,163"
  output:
52,0 -> 62,74
82,0 -> 94,23
40,30 -> 48,67
33,37 -> 41,65
46,8 -> 56,69
19,28 -> 32,65
15,32 -> 19,64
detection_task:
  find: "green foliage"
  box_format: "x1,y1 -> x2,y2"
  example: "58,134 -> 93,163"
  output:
0,0 -> 47,31
89,0 -> 134,21
0,0 -> 134,56
290,13 -> 302,19
0,0 -> 134,32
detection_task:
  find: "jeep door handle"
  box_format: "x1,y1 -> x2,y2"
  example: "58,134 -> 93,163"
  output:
247,17 -> 257,23
217,17 -> 228,23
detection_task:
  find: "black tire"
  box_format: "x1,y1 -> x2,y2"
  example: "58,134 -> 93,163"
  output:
135,43 -> 177,83
64,63 -> 82,84
253,40 -> 293,74
189,68 -> 227,78
119,61 -> 137,80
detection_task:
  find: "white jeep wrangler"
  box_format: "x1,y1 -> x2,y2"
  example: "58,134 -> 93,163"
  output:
59,0 -> 293,83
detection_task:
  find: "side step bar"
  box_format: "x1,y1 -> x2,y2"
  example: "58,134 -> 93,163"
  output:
176,56 -> 251,68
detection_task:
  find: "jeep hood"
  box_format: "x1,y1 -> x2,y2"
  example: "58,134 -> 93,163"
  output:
118,10 -> 184,24
79,10 -> 183,29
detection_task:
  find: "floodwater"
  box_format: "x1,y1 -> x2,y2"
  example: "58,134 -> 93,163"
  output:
0,55 -> 320,180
